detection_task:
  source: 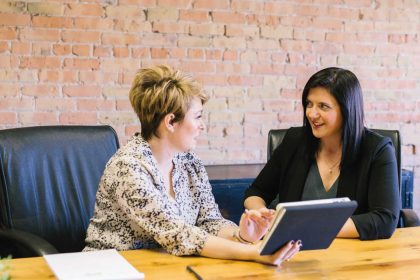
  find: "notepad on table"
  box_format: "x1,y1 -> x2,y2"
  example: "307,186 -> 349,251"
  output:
44,249 -> 144,280
260,197 -> 358,255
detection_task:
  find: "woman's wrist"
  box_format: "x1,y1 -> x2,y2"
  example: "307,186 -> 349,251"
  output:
233,229 -> 253,244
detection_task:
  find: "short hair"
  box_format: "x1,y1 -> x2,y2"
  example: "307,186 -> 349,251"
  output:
301,67 -> 365,167
129,65 -> 208,140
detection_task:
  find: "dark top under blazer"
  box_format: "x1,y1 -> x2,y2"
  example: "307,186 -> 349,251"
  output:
244,127 -> 401,240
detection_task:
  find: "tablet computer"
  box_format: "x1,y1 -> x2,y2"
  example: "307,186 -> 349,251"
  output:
260,197 -> 358,255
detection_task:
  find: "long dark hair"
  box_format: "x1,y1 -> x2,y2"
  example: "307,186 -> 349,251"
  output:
301,67 -> 365,167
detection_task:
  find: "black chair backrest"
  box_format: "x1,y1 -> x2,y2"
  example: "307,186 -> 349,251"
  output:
267,128 -> 401,187
0,125 -> 119,253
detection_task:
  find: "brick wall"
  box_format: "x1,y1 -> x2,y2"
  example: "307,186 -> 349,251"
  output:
0,1 -> 419,212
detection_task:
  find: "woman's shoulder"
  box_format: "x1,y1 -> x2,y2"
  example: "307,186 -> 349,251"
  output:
107,134 -> 153,169
176,151 -> 204,167
363,128 -> 393,148
361,128 -> 395,156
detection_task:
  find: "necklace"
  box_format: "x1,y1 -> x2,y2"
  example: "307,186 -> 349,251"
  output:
327,159 -> 340,174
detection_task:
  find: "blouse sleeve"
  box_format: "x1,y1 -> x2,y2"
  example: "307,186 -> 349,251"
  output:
112,157 -> 210,256
352,142 -> 401,240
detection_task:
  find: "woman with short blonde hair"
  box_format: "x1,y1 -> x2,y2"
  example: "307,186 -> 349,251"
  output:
84,65 -> 301,266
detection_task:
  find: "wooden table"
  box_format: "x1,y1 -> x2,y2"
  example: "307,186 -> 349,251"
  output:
8,227 -> 420,279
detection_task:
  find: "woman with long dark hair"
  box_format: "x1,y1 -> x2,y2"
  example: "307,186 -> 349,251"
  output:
244,67 -> 400,240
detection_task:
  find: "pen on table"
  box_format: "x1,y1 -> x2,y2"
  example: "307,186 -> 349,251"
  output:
186,265 -> 203,280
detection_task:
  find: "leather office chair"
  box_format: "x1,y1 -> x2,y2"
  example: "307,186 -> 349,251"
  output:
267,128 -> 420,227
0,125 -> 119,258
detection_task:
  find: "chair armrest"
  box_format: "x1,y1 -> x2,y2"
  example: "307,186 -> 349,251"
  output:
0,228 -> 58,257
400,209 -> 420,227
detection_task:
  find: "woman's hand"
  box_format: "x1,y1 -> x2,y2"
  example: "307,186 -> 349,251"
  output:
253,240 -> 302,267
239,208 -> 275,243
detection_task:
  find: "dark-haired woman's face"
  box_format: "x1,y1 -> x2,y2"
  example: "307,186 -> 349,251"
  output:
305,87 -> 343,141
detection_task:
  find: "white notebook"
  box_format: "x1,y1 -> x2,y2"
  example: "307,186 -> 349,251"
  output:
44,249 -> 144,280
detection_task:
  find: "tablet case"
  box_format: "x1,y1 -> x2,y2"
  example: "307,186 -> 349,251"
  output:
260,199 -> 358,255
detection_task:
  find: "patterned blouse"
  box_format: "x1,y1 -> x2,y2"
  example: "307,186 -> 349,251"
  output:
83,134 -> 236,256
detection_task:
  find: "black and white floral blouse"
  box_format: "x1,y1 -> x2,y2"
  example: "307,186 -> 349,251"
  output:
83,133 -> 236,256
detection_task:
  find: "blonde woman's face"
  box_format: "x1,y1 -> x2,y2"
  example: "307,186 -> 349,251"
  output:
171,97 -> 205,152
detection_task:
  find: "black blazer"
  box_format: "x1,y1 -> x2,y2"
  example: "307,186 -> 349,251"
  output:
245,127 -> 401,240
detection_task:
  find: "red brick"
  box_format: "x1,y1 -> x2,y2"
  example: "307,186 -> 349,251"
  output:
189,23 -> 224,36
158,0 -> 191,8
19,112 -> 58,125
22,85 -> 59,97
216,62 -> 250,74
73,18 -> 114,30
213,37 -> 246,49
327,6 -> 359,20
119,0 -> 155,6
280,40 -> 312,52
105,5 -> 144,18
101,59 -> 139,72
17,69 -> 38,82
228,75 -> 263,86
20,28 -> 60,42
194,74 -> 228,86
39,70 -> 59,82
94,46 -> 112,57
264,2 -> 294,15
36,98 -> 76,111
152,22 -> 188,34
151,48 -> 169,59
179,10 -> 209,22
79,71 -> 109,84
114,19 -> 152,33
205,50 -> 222,60
193,0 -> 229,9
212,12 -> 247,24
326,32 -> 357,42
72,45 -> 91,56
116,100 -> 132,110
78,99 -> 115,111
12,42 -> 30,54
62,73 -> 79,85
132,47 -> 150,58
20,57 -> 61,69
59,112 -> 98,124
231,0 -> 264,13
0,112 -> 17,124
113,47 -> 129,58
32,16 -> 72,28
180,61 -> 215,73
65,4 -> 104,17
0,83 -> 18,96
0,42 -> 7,53
101,33 -> 140,45
32,42 -> 52,56
0,12 -> 30,26
187,49 -> 204,59
62,31 -> 101,43
98,112 -> 138,126
223,50 -> 238,60
147,7 -> 178,21
63,85 -> 101,97
0,1 -> 26,13
53,44 -> 71,56
27,2 -> 63,16
178,35 -> 211,48
0,27 -> 17,40
0,97 -> 33,110
0,69 -> 16,81
64,58 -> 100,70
